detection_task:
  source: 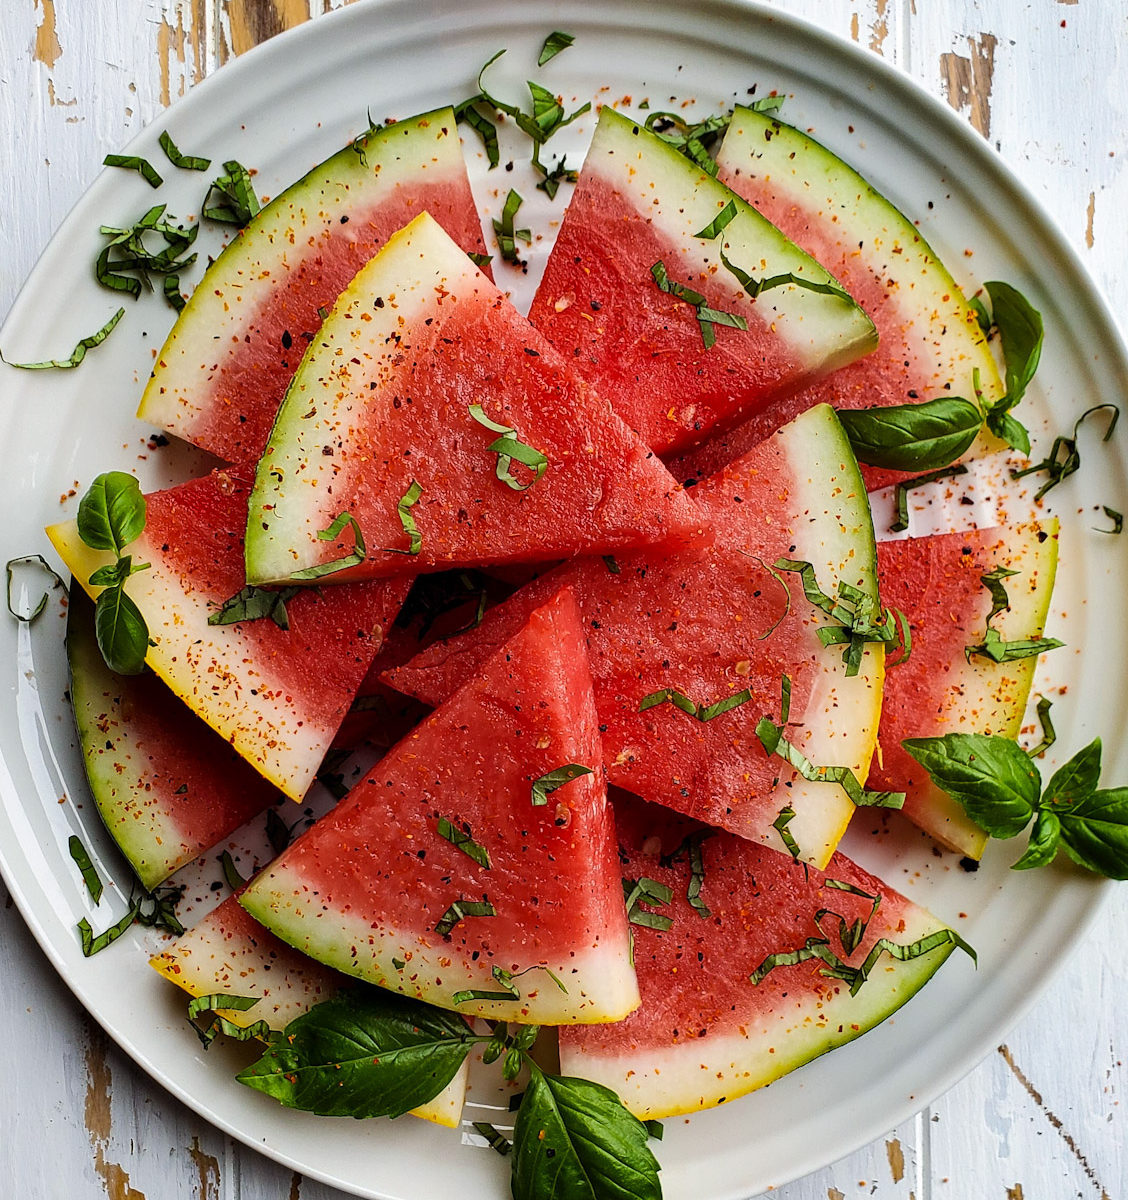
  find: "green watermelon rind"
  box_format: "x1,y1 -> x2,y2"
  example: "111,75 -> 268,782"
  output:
592,107 -> 878,374
137,108 -> 474,446
558,902 -> 954,1119
717,105 -> 1005,410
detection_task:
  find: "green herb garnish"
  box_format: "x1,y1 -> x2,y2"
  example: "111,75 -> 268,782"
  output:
96,204 -> 198,304
963,566 -> 1064,664
1096,505 -> 1123,535
78,904 -> 141,956
5,554 -> 66,623
1026,696 -> 1056,759
976,281 -> 1044,456
209,584 -> 301,629
434,897 -> 496,938
693,199 -> 739,241
468,250 -> 494,268
68,835 -> 104,903
890,464 -> 969,532
602,555 -> 621,575
650,259 -> 748,350
530,763 -> 593,807
537,31 -> 575,65
473,1122 -> 514,1156
643,109 -> 733,176
452,964 -> 521,1005
772,804 -> 801,861
453,96 -> 500,170
468,402 -> 548,490
534,154 -> 578,200
719,246 -> 848,302
0,307 -> 124,370
492,188 -> 532,265
290,511 -> 368,580
1011,404 -> 1119,501
159,130 -> 211,171
220,850 -> 247,891
638,685 -> 754,722
103,153 -> 162,188
660,830 -> 714,919
838,398 -> 984,472
436,817 -> 491,869
203,160 -> 260,227
188,993 -> 278,1049
622,877 -> 673,932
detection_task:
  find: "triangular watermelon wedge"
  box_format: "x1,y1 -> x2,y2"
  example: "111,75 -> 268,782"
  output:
137,108 -> 490,463
673,106 -> 1004,487
239,586 -> 639,1024
244,212 -> 706,586
66,588 -> 280,889
47,468 -> 411,801
559,793 -> 965,1119
869,522 -> 1059,857
386,404 -> 883,868
150,894 -> 468,1127
526,106 -> 877,457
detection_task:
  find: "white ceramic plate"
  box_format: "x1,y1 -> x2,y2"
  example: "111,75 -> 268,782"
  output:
1,2 -> 1125,1197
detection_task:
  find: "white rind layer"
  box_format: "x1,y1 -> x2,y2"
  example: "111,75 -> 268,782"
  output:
559,903 -> 949,1119
138,109 -> 471,442
240,858 -> 640,1026
589,107 -> 877,373
46,522 -> 327,800
150,902 -> 467,1128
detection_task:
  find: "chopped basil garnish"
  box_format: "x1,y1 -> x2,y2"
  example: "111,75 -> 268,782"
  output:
622,876 -> 673,932
643,109 -> 733,176
477,50 -> 591,150
719,246 -> 848,301
837,397 -> 983,472
435,897 -> 496,938
772,804 -> 801,862
468,250 -> 494,268
1011,404 -> 1119,501
396,481 -> 423,555
134,880 -> 186,935
650,259 -> 747,350
5,554 -> 66,624
453,96 -> 500,170
638,685 -> 754,722
290,511 -> 368,580
963,566 -> 1064,664
1027,695 -> 1056,759
890,464 -> 969,533
203,160 -> 260,227
660,830 -> 714,919
530,763 -> 593,807
534,154 -> 577,200
473,1122 -> 514,1156
693,200 -> 738,241
188,993 -> 278,1049
468,403 -> 548,490
96,204 -> 198,302
78,904 -> 141,956
103,153 -> 162,188
452,964 -> 521,1005
209,584 -> 301,629
159,130 -> 211,171
219,850 -> 247,890
436,816 -> 491,869
265,806 -> 297,855
493,188 -> 532,265
537,31 -> 575,66
68,835 -> 104,903
0,307 -> 124,370
1096,505 -> 1123,535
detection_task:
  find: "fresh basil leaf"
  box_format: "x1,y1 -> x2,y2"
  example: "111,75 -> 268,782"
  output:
104,153 -> 162,188
968,295 -> 991,334
530,763 -> 593,807
538,31 -> 575,66
902,733 -> 1040,839
984,280 -> 1043,410
1057,788 -> 1128,880
219,850 -> 247,890
986,408 -> 1031,457
77,472 -> 147,554
0,307 -> 125,371
837,399 -> 983,472
88,554 -> 149,589
512,1068 -> 661,1200
1043,737 -> 1101,807
209,584 -> 301,629
236,989 -> 473,1118
158,130 -> 211,171
94,584 -> 149,675
5,554 -> 66,623
1012,809 -> 1062,871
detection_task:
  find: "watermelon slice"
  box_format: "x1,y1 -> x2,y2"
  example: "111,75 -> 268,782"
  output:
559,793 -> 962,1118
137,109 -> 490,463
525,106 -> 877,457
244,212 -> 706,586
239,587 -> 639,1024
672,106 -> 1004,486
47,468 -> 411,800
66,588 -> 279,888
386,404 -> 883,868
150,895 -> 467,1127
869,522 -> 1059,857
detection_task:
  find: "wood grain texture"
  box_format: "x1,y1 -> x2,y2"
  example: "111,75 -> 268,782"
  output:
1,1 -> 1125,1198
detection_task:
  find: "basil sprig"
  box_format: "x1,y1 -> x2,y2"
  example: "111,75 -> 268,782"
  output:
977,280 -> 1043,456
904,733 -> 1128,878
76,472 -> 152,674
237,989 -> 663,1198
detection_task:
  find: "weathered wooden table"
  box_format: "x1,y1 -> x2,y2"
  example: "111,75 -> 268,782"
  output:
1,3 -> 1124,1198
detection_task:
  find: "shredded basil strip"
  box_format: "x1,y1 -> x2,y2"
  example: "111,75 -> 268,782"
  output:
435,898 -> 496,938
163,274 -> 185,311
188,993 -> 278,1048
467,403 -> 548,490
437,816 -> 491,869
643,109 -> 734,176
694,200 -> 739,241
159,130 -> 211,171
1096,505 -> 1124,535
203,160 -> 260,227
530,763 -> 593,807
96,204 -> 198,300
622,877 -> 674,936
660,830 -> 714,919
475,50 -> 590,154
650,259 -> 747,350
719,246 -> 848,301
473,1122 -> 514,1156
290,511 -> 368,580
78,904 -> 141,956
452,965 -> 521,1005
1012,403 -> 1120,501
1027,696 -> 1056,759
963,567 -> 1064,664
638,685 -> 754,723
0,307 -> 125,371
453,96 -> 500,170
68,835 -> 104,903
468,251 -> 494,268
209,584 -> 301,629
104,153 -> 162,188
773,804 -> 801,861
890,464 -> 969,533
220,850 -> 247,890
6,555 -> 66,623
492,188 -> 532,265
538,31 -> 575,65
534,154 -> 577,199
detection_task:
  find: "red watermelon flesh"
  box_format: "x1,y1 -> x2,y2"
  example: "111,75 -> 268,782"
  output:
869,523 -> 1058,857
66,588 -> 280,889
244,213 -> 706,587
671,106 -> 1004,488
239,586 -> 640,1024
526,107 -> 877,457
558,792 -> 958,1119
47,467 -> 410,801
385,404 -> 883,868
137,109 -> 490,464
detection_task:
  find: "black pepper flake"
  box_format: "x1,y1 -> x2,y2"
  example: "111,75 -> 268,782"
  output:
959,856 -> 980,872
